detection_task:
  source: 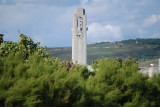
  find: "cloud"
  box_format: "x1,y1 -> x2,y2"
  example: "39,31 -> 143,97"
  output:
151,33 -> 160,38
144,14 -> 160,26
0,3 -> 74,46
13,0 -> 42,2
80,0 -> 88,5
0,0 -> 160,47
137,29 -> 147,35
87,22 -> 123,43
1,0 -> 80,6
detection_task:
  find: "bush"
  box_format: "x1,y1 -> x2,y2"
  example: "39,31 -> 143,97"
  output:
0,34 -> 160,106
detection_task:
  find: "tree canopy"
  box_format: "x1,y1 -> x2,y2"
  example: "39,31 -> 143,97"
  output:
0,34 -> 160,107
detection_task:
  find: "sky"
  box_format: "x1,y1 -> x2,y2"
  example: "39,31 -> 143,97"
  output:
0,0 -> 160,47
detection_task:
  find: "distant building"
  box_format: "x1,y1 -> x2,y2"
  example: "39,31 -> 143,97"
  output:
139,58 -> 160,77
139,67 -> 159,77
72,8 -> 88,65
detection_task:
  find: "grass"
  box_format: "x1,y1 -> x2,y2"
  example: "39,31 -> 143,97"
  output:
46,39 -> 160,66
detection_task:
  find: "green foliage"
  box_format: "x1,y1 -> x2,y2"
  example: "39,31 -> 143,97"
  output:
121,38 -> 160,45
0,33 -> 50,60
0,34 -> 3,44
0,34 -> 160,106
88,57 -> 160,106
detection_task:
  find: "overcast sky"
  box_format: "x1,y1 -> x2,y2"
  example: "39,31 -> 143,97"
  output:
0,0 -> 160,47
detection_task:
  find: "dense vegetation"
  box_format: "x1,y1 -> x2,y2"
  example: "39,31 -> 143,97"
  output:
46,38 -> 160,65
0,34 -> 160,106
121,38 -> 160,45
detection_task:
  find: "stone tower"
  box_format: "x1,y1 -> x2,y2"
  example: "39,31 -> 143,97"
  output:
72,8 -> 87,65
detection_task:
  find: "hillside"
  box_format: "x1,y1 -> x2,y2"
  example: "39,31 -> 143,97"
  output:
46,38 -> 160,66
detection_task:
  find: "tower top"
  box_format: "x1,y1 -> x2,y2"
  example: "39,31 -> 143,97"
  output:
74,8 -> 85,15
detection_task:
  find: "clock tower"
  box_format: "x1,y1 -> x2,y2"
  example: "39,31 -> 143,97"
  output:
72,8 -> 87,65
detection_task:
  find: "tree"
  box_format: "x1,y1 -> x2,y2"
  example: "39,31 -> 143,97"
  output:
0,33 -> 160,106
0,34 -> 3,44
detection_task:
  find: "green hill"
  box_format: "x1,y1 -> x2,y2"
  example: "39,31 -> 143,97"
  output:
46,38 -> 160,66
